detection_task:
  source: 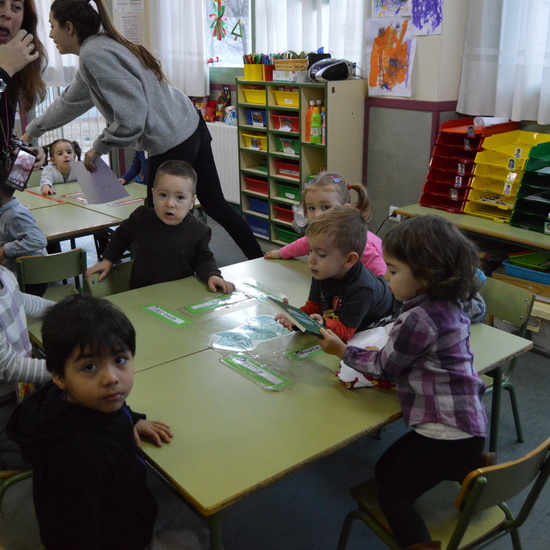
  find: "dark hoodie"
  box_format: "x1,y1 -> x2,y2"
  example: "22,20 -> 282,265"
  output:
7,381 -> 157,550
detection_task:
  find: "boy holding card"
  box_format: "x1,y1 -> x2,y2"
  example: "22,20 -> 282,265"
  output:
275,206 -> 397,341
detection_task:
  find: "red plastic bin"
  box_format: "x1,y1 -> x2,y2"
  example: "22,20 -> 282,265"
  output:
243,176 -> 268,195
427,168 -> 472,188
273,205 -> 294,223
422,180 -> 470,201
430,156 -> 476,177
274,159 -> 300,179
419,192 -> 467,213
270,114 -> 299,132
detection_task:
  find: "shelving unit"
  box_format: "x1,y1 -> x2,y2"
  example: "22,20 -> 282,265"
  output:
236,78 -> 368,245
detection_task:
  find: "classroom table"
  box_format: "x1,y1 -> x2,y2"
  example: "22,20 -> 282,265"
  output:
107,258 -> 531,550
18,189 -> 64,210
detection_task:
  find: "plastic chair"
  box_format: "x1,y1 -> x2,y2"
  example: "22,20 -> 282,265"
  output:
337,436 -> 550,550
16,248 -> 87,302
85,260 -> 133,297
480,277 -> 535,443
0,470 -> 33,507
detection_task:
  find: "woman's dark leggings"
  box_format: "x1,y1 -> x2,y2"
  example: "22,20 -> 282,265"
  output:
146,115 -> 263,260
375,429 -> 485,548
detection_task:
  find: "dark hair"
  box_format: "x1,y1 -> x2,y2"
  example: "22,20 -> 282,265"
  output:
306,205 -> 367,256
301,171 -> 372,220
8,0 -> 48,111
383,215 -> 481,302
50,0 -> 166,82
44,139 -> 82,162
41,293 -> 136,376
154,160 -> 197,193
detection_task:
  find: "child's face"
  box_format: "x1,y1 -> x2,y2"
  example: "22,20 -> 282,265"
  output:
304,187 -> 344,222
153,174 -> 196,226
383,254 -> 426,302
51,346 -> 135,414
308,234 -> 355,281
51,142 -> 76,168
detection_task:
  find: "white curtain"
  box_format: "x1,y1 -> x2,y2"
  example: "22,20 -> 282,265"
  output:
147,0 -> 209,96
254,0 -> 367,78
36,0 -> 79,86
457,0 -> 550,124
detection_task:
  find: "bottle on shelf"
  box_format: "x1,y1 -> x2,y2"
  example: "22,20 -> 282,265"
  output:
321,106 -> 326,145
310,107 -> 322,144
305,100 -> 316,142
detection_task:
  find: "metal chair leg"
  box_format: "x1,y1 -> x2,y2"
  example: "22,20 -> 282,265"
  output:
503,381 -> 524,443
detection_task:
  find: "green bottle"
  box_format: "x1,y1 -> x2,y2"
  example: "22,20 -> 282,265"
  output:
310,107 -> 322,144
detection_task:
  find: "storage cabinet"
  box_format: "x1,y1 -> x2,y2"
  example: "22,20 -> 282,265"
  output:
236,78 -> 367,245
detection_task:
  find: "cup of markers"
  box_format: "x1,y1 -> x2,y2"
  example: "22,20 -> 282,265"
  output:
243,54 -> 275,81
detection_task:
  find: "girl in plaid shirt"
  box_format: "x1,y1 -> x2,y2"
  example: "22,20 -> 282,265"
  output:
319,215 -> 488,550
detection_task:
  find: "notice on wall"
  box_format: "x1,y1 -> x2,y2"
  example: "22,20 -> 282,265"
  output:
118,13 -> 142,44
114,0 -> 144,12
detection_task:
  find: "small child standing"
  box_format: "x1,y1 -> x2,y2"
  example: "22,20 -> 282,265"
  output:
40,139 -> 81,196
0,162 -> 48,295
276,206 -> 396,342
8,293 -> 208,550
264,172 -> 386,276
0,264 -> 53,469
86,160 -> 234,292
318,215 -> 488,550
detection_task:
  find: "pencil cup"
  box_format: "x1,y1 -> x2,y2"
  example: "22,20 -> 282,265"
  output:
244,64 -> 264,81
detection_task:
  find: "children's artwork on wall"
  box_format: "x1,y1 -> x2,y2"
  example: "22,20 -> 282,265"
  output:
410,0 -> 443,35
372,0 -> 412,17
366,17 -> 417,97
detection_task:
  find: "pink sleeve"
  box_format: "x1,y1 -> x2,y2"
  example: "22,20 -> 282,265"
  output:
360,232 -> 387,275
279,236 -> 309,260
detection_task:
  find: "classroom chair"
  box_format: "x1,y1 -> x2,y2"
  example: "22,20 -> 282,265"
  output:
85,259 -> 133,297
479,277 -> 535,444
16,248 -> 87,302
337,435 -> 550,550
0,470 -> 32,507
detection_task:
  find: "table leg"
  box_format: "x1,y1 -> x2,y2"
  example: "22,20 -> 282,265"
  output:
488,366 -> 502,453
208,512 -> 223,550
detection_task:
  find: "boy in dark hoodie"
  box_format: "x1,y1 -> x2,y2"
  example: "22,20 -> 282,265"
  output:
7,294 -> 176,550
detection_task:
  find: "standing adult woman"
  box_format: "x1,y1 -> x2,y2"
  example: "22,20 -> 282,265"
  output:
23,0 -> 263,260
0,0 -> 47,170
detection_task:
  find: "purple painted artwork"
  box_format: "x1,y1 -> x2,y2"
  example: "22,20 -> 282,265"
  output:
411,0 -> 443,35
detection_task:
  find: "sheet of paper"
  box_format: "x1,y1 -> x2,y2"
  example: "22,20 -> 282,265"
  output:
70,159 -> 129,204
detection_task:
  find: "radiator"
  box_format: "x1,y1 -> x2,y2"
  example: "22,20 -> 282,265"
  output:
206,122 -> 240,204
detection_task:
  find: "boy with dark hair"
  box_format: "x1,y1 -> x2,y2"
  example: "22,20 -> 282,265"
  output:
7,293 -> 188,550
276,206 -> 397,341
86,159 -> 234,292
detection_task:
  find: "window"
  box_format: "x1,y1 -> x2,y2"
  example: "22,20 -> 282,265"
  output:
205,0 -> 251,67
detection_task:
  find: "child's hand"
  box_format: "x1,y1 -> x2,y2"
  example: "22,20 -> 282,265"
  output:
318,327 -> 347,359
134,419 -> 173,448
208,275 -> 235,293
41,185 -> 56,196
264,250 -> 282,260
274,312 -> 296,331
86,260 -> 113,282
310,313 -> 324,325
84,148 -> 100,173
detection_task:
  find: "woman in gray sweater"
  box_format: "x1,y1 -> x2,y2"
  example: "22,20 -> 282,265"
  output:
24,0 -> 262,260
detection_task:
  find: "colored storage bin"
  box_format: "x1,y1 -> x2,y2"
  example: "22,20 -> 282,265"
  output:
471,175 -> 521,197
275,226 -> 300,243
474,163 -> 524,183
427,168 -> 472,188
435,132 -> 483,151
429,156 -> 476,176
503,258 -> 550,285
270,114 -> 299,132
273,205 -> 294,223
273,91 -> 299,107
247,196 -> 269,215
510,210 -> 549,234
274,159 -> 300,179
463,201 -> 512,223
243,108 -> 267,127
244,215 -> 269,238
243,176 -> 268,195
419,192 -> 467,213
439,117 -> 520,137
521,171 -> 550,189
432,144 -> 477,163
242,88 -> 266,105
508,252 -> 550,272
275,183 -> 301,201
242,133 -> 267,151
466,188 -> 516,210
422,180 -> 470,200
274,136 -> 300,155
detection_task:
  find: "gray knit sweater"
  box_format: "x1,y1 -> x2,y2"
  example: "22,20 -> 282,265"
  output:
26,34 -> 199,156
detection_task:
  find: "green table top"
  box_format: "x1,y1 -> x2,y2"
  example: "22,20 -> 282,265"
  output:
18,189 -> 64,210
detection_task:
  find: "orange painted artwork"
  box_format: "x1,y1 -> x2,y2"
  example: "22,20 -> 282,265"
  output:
366,17 -> 417,97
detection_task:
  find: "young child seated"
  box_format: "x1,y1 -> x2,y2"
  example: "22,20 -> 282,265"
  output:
276,206 -> 397,342
8,294 -> 207,550
318,215 -> 488,550
0,163 -> 48,295
86,160 -> 234,292
0,265 -> 53,469
265,171 -> 386,276
40,139 -> 81,196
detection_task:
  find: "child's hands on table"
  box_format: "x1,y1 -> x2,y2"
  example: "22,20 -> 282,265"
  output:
318,327 -> 347,359
264,250 -> 282,260
208,275 -> 235,294
134,419 -> 173,448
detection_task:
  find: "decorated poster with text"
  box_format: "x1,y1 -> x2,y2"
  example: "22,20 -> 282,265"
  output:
366,17 -> 417,97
